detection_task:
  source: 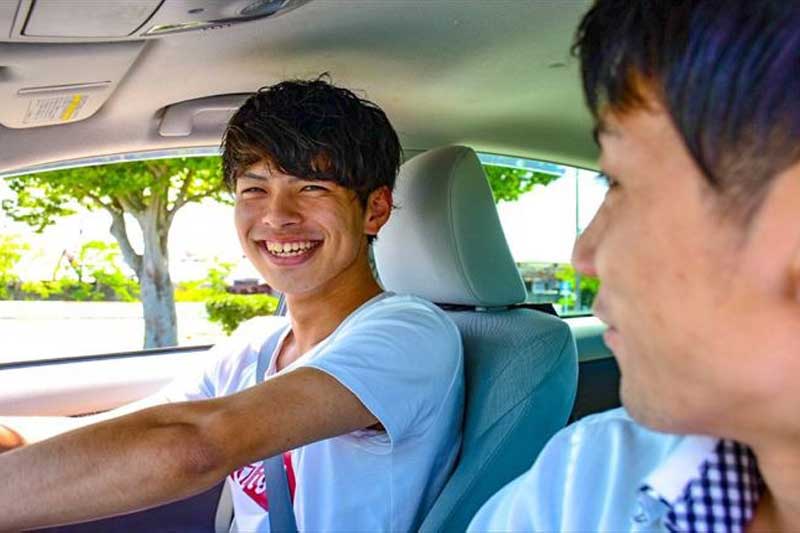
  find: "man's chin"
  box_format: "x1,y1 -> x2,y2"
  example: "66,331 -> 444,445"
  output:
260,278 -> 301,296
264,275 -> 327,298
244,267 -> 293,296
620,383 -> 692,435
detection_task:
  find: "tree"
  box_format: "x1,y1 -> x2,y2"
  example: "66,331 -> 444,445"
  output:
483,165 -> 560,203
2,157 -> 229,348
53,240 -> 141,302
555,264 -> 600,311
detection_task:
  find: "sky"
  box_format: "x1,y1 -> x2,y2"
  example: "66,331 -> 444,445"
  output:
497,167 -> 605,264
1,169 -> 607,282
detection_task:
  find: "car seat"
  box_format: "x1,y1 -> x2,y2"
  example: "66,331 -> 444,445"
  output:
374,145 -> 578,532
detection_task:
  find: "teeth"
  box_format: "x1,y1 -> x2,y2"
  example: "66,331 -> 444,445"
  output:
265,240 -> 318,255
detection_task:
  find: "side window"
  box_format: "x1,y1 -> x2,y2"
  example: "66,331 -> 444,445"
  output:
0,152 -> 278,365
479,153 -> 606,316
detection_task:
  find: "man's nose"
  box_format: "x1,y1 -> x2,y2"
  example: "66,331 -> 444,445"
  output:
571,216 -> 600,278
261,191 -> 302,228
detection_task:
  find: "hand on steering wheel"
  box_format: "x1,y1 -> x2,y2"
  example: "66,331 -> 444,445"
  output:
0,424 -> 25,453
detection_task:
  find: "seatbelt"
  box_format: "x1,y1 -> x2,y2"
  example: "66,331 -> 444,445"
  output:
256,329 -> 299,533
214,481 -> 234,533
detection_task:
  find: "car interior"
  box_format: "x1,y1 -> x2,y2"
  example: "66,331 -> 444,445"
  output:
0,1 -> 620,531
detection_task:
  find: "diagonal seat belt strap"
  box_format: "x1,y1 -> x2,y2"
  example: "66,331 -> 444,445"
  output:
262,453 -> 298,532
257,329 -> 299,533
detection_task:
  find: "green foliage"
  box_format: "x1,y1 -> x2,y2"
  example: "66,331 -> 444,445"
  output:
205,261 -> 234,292
2,157 -> 228,233
3,240 -> 139,302
19,279 -> 102,301
13,277 -> 138,302
17,280 -> 51,299
205,293 -> 279,335
483,165 -> 559,204
75,241 -> 122,280
555,264 -> 600,311
0,235 -> 27,298
173,279 -> 214,303
0,235 -> 26,275
55,240 -> 140,301
91,270 -> 139,302
174,261 -> 234,302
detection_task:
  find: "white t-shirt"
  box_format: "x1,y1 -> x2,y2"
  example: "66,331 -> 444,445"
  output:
162,292 -> 464,532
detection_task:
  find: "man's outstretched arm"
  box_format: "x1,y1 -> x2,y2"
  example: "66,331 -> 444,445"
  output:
0,393 -> 171,452
0,367 -> 376,530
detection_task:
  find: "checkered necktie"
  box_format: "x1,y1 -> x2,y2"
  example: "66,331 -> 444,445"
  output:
663,440 -> 763,533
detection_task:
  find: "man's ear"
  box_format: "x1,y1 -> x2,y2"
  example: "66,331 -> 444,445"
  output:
777,162 -> 800,304
363,186 -> 392,237
791,249 -> 800,303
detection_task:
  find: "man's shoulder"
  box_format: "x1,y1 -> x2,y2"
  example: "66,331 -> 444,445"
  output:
564,405 -> 655,439
312,292 -> 463,400
360,292 -> 451,318
469,408 -> 689,531
544,407 -> 685,469
517,407 -> 688,514
345,292 -> 461,342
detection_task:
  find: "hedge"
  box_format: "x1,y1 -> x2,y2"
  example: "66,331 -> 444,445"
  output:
2,277 -> 139,302
205,293 -> 279,335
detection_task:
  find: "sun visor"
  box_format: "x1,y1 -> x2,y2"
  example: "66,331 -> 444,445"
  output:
1,0 -> 313,42
23,0 -> 162,39
0,41 -> 145,129
0,2 -> 18,38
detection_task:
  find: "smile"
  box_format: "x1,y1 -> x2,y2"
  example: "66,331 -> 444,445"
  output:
263,240 -> 322,258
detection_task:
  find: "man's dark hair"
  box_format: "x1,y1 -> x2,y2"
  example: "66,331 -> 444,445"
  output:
222,75 -> 401,209
573,0 -> 800,222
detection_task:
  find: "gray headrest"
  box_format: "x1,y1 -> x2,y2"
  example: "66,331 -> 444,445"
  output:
374,145 -> 527,307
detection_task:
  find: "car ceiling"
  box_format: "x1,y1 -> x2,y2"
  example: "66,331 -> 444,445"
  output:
0,0 -> 598,174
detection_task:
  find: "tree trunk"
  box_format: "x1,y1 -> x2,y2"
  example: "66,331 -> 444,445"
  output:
108,181 -> 179,349
139,211 -> 177,349
140,258 -> 177,349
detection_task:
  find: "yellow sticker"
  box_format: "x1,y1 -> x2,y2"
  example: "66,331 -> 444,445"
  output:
60,94 -> 85,121
22,94 -> 89,125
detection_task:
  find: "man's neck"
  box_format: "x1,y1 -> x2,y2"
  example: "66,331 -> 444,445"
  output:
748,441 -> 800,531
283,259 -> 384,357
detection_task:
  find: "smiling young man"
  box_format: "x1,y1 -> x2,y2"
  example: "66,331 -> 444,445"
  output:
470,1 -> 800,531
0,79 -> 464,531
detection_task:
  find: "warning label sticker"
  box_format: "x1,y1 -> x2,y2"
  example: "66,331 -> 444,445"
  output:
23,94 -> 88,125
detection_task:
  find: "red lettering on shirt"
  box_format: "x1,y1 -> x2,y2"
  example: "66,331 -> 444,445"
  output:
229,452 -> 296,511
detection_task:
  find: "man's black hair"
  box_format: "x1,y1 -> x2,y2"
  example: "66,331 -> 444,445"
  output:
222,75 -> 401,241
573,0 -> 800,222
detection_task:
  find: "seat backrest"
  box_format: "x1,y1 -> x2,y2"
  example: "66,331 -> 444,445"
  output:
374,145 -> 578,532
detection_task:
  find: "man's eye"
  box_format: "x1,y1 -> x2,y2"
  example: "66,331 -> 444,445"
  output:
301,184 -> 327,192
597,172 -> 619,189
239,187 -> 266,195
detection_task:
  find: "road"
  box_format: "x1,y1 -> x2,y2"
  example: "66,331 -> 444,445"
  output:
0,301 -> 226,364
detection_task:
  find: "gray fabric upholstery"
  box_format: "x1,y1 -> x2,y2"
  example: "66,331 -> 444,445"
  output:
375,145 -> 578,532
374,145 -> 527,308
419,310 -> 578,532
